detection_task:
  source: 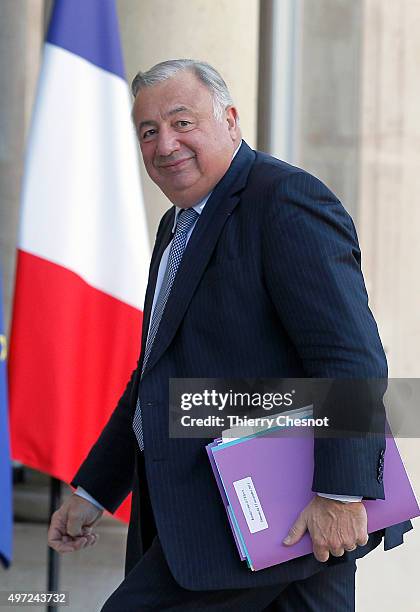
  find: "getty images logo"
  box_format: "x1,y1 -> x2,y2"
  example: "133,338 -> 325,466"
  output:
180,389 -> 295,411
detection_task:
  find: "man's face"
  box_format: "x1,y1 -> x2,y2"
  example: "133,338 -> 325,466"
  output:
132,71 -> 241,207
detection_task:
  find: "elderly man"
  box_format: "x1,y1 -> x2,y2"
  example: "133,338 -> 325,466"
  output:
48,60 -> 410,611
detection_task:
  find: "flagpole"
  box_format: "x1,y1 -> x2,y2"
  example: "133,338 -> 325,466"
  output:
47,477 -> 62,612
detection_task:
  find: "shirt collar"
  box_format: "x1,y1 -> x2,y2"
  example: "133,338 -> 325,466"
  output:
172,140 -> 243,233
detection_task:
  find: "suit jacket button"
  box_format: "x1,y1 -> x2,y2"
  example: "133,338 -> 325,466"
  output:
377,475 -> 383,483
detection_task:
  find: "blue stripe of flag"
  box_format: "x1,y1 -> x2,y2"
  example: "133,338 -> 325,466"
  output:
0,270 -> 12,568
46,0 -> 125,79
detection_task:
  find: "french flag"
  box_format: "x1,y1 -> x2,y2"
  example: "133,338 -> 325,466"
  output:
8,0 -> 149,521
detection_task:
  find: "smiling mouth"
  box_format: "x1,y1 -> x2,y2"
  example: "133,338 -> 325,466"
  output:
158,157 -> 194,170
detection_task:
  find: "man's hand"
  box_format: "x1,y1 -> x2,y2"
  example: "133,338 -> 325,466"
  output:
283,495 -> 368,562
48,494 -> 103,553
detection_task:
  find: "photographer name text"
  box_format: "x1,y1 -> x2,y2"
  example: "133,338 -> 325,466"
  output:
180,414 -> 329,428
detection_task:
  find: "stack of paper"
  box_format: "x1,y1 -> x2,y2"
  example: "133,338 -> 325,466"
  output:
206,415 -> 420,571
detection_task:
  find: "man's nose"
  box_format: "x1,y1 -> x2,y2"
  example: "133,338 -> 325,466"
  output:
155,127 -> 180,157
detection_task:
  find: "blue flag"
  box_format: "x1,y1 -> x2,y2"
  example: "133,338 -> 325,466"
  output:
0,270 -> 12,567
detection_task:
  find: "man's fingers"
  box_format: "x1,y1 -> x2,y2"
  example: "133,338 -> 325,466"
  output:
47,510 -> 68,548
49,533 -> 99,554
313,545 -> 329,562
68,537 -> 88,551
283,513 -> 307,546
49,536 -> 87,553
356,534 -> 369,547
82,526 -> 93,536
330,547 -> 345,557
84,533 -> 99,546
49,509 -> 66,535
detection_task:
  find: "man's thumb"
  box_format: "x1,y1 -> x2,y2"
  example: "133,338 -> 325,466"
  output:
283,514 -> 307,546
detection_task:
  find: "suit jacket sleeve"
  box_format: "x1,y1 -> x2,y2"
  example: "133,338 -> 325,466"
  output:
262,170 -> 387,499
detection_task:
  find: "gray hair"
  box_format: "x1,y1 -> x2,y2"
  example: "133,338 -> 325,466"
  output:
131,59 -> 234,121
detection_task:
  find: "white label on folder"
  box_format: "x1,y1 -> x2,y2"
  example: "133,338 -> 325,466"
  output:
233,477 -> 268,534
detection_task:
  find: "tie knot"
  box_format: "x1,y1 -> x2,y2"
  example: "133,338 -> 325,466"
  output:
175,208 -> 199,235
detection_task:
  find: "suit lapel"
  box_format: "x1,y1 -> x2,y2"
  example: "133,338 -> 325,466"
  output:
142,141 -> 256,377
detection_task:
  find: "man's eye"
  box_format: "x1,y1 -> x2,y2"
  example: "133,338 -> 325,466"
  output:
177,121 -> 191,128
142,129 -> 156,140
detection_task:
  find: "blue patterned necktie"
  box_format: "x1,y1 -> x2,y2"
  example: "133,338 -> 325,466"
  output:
133,207 -> 199,450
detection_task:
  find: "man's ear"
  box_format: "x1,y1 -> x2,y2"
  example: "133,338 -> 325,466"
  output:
226,106 -> 240,139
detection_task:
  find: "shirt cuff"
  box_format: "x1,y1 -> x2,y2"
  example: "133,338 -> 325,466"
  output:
74,486 -> 105,510
316,492 -> 363,503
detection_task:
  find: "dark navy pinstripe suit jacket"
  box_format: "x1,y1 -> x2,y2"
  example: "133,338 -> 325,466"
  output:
73,141 -> 412,590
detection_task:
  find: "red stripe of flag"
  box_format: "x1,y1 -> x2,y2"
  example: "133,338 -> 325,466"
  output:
9,250 -> 141,521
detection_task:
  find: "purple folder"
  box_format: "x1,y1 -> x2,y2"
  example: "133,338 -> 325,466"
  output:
207,429 -> 420,571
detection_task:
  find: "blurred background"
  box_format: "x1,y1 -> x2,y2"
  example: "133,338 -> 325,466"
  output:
0,0 -> 419,610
